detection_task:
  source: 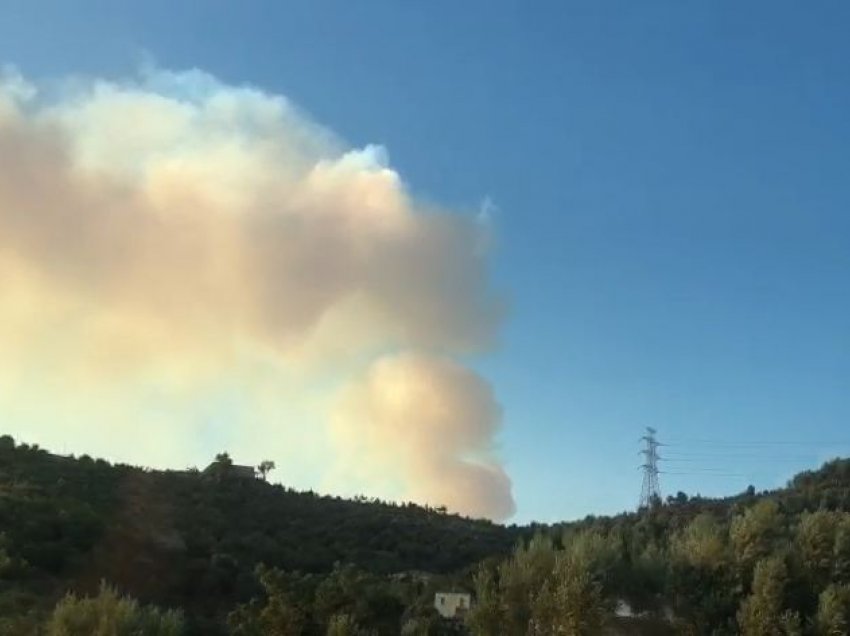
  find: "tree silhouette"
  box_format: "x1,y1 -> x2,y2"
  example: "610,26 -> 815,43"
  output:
257,460 -> 276,481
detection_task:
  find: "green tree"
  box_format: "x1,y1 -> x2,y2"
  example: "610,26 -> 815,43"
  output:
45,582 -> 184,636
0,434 -> 14,450
313,564 -> 361,625
257,460 -> 276,481
833,514 -> 850,584
737,556 -> 798,636
797,510 -> 838,588
779,610 -> 803,636
816,584 -> 850,636
671,513 -> 728,570
227,567 -> 305,636
669,514 -> 737,633
466,564 -> 502,636
562,528 -> 619,587
731,500 -> 783,572
327,613 -> 368,636
468,531 -> 611,636
498,534 -> 556,634
207,452 -> 234,482
529,552 -> 605,635
0,533 -> 17,578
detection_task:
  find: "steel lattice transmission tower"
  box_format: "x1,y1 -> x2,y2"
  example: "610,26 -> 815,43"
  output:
638,427 -> 662,509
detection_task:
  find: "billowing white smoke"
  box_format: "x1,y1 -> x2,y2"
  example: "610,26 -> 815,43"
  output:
332,353 -> 514,521
0,66 -> 515,520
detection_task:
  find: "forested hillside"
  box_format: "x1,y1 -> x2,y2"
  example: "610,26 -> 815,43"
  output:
0,435 -> 517,634
466,459 -> 850,635
3,434 -> 850,634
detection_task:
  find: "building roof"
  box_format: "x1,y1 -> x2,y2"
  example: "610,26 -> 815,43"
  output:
202,462 -> 256,479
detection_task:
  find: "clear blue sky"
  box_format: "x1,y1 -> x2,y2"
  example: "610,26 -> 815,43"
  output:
4,1 -> 850,522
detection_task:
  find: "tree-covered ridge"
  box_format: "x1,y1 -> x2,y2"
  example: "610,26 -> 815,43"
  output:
0,435 -> 516,634
3,433 -> 850,634
466,459 -> 850,635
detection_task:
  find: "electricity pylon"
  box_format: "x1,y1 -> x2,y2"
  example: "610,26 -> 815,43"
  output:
639,427 -> 662,509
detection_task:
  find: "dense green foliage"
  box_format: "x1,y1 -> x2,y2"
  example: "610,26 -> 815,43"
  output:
45,583 -> 184,636
3,433 -> 850,634
0,436 -> 513,634
465,460 -> 850,634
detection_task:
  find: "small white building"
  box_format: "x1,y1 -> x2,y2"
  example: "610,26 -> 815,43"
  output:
615,600 -> 634,618
434,592 -> 471,619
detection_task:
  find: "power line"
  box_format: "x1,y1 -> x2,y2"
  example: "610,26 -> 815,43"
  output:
661,454 -> 816,462
665,438 -> 850,447
661,471 -> 747,478
663,450 -> 816,456
634,433 -> 845,502
661,467 -> 748,473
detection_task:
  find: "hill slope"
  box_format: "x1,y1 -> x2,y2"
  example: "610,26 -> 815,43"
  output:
0,435 -> 517,633
4,434 -> 850,635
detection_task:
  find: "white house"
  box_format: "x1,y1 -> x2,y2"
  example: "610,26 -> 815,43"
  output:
434,592 -> 471,619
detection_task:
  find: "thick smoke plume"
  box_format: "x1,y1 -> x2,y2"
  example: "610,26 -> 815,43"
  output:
0,66 -> 514,520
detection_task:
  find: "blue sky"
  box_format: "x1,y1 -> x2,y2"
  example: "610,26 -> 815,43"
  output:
3,1 -> 850,522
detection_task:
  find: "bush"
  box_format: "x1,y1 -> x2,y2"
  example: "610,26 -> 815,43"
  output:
45,583 -> 184,636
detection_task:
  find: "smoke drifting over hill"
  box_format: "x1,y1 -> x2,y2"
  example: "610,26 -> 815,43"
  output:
0,66 -> 514,519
